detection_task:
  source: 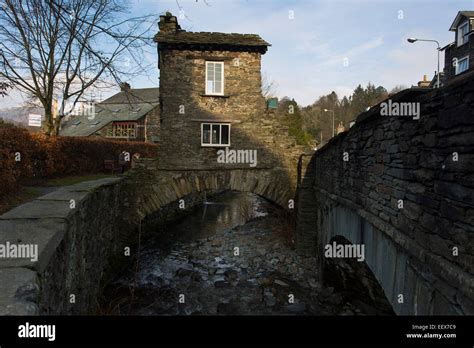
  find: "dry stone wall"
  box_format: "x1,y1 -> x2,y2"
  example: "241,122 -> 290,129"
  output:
0,162 -> 301,314
296,71 -> 474,315
0,178 -> 135,315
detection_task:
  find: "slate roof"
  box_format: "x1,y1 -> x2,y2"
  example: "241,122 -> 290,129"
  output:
440,42 -> 455,51
450,11 -> 474,31
101,87 -> 160,104
60,88 -> 159,137
154,31 -> 270,52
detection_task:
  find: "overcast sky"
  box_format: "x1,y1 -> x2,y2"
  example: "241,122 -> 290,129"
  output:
2,0 -> 471,108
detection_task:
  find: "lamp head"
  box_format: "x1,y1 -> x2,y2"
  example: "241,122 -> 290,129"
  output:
407,38 -> 418,43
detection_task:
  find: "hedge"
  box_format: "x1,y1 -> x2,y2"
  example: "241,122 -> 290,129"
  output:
0,121 -> 158,198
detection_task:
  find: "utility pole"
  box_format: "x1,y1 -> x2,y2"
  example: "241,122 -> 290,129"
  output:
324,109 -> 335,137
407,38 -> 441,88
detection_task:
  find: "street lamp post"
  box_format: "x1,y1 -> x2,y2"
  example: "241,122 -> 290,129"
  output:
324,109 -> 335,137
407,38 -> 441,88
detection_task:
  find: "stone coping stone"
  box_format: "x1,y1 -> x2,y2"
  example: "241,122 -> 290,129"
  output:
0,177 -> 123,220
36,189 -> 90,202
0,219 -> 65,272
0,200 -> 76,220
0,177 -> 124,315
0,177 -> 123,272
65,177 -> 123,192
0,268 -> 39,315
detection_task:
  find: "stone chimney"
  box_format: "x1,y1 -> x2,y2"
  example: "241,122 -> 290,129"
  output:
417,75 -> 431,88
336,121 -> 345,135
120,82 -> 131,92
159,12 -> 181,33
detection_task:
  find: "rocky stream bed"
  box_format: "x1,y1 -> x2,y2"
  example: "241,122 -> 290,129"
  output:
101,191 -> 394,316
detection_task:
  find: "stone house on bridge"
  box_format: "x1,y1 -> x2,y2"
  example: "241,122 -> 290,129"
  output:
62,12 -> 303,176
154,12 -> 298,171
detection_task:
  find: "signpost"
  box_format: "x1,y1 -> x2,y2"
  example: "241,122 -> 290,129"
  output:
28,114 -> 42,127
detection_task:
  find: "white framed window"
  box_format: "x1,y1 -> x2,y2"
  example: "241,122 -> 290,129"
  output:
457,21 -> 469,46
455,56 -> 469,75
205,61 -> 224,95
201,123 -> 230,147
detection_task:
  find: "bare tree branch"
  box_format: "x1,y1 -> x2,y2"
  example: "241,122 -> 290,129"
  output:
0,80 -> 9,97
261,71 -> 278,98
0,0 -> 159,135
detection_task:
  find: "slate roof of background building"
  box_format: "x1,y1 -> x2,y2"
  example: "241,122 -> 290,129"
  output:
154,31 -> 271,49
60,88 -> 159,137
449,11 -> 474,30
101,87 -> 159,104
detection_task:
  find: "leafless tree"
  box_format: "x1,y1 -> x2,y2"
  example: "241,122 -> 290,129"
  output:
261,71 -> 278,99
389,84 -> 408,95
0,0 -> 158,135
0,80 -> 9,97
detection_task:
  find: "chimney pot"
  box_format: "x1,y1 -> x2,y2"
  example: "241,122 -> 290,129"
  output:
159,12 -> 181,33
120,82 -> 131,92
417,75 -> 431,88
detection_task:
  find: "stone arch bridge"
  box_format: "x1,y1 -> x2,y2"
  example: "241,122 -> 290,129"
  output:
122,165 -> 296,225
117,71 -> 474,317
296,74 -> 474,315
1,74 -> 473,316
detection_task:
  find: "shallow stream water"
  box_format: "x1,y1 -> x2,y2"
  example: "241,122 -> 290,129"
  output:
101,191 -> 394,316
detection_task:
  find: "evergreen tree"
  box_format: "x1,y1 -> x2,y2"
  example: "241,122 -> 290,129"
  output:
278,98 -> 312,146
277,82 -> 389,147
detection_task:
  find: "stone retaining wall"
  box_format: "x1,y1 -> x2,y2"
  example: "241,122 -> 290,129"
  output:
0,178 -> 134,314
0,163 -> 299,315
0,178 -> 145,314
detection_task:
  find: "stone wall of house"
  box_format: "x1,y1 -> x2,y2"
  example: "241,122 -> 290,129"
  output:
444,34 -> 474,81
296,71 -> 474,315
145,106 -> 160,142
158,47 -> 304,177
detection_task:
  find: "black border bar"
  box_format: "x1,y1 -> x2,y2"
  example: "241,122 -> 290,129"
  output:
0,316 -> 472,345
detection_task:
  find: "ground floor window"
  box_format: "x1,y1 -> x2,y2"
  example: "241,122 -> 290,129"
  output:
107,122 -> 137,139
201,123 -> 230,146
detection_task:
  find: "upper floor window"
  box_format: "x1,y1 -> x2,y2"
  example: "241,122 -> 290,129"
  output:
205,61 -> 224,95
201,123 -> 230,147
457,21 -> 469,46
455,56 -> 469,75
